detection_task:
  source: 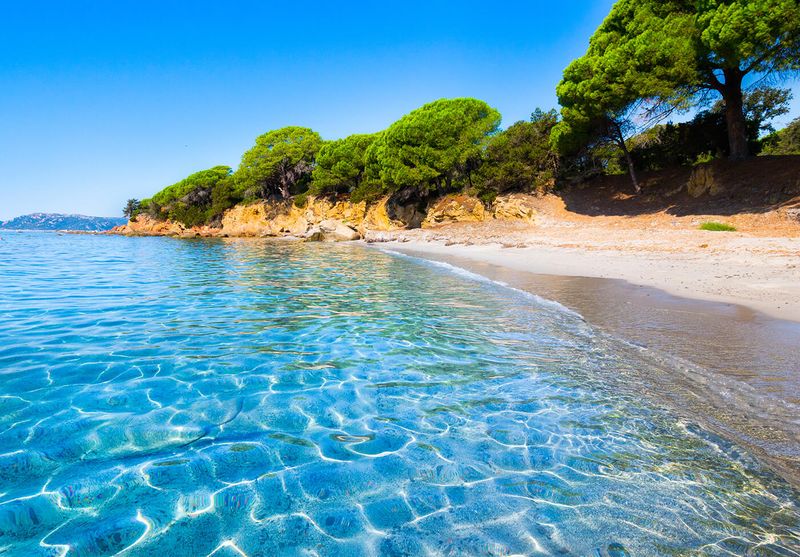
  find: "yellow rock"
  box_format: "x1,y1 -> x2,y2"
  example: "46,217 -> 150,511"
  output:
422,195 -> 486,228
687,164 -> 725,198
119,214 -> 185,236
362,196 -> 416,232
492,194 -> 538,222
305,219 -> 361,242
220,202 -> 285,236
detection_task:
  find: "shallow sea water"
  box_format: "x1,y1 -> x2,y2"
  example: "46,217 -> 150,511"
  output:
0,232 -> 798,556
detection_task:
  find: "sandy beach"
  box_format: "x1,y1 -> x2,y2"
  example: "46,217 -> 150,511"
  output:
373,217 -> 800,322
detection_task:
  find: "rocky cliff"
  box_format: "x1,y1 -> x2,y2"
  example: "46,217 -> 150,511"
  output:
110,193 -> 539,241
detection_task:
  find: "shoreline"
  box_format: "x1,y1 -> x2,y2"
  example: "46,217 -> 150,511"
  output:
371,232 -> 800,323
376,240 -> 800,487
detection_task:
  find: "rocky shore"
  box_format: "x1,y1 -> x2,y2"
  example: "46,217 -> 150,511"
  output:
109,193 -> 539,241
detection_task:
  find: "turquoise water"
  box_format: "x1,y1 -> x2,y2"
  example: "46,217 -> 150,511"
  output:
0,233 -> 798,556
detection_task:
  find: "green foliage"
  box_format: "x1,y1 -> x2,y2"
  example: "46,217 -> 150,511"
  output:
309,133 -> 379,197
693,152 -> 716,166
551,3 -> 699,191
761,117 -> 800,155
738,87 -> 793,137
631,87 -> 791,170
475,109 -> 559,198
552,1 -> 696,154
149,166 -> 232,207
139,166 -> 235,226
234,126 -> 322,200
123,199 -> 140,219
556,0 -> 800,166
700,221 -> 737,232
293,192 -> 309,208
365,98 -> 501,197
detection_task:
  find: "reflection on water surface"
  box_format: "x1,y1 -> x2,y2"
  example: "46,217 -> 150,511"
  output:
0,233 -> 798,556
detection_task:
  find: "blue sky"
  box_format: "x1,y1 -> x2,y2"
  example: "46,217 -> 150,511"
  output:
1,1 -> 798,219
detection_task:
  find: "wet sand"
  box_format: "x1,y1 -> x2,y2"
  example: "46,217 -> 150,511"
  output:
380,243 -> 800,487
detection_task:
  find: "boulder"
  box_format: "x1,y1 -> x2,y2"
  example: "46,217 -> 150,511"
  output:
492,194 -> 537,222
305,219 -> 360,242
687,164 -> 724,198
422,195 -> 486,228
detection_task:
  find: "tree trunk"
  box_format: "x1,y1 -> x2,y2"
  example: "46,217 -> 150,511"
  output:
722,68 -> 749,160
614,124 -> 641,194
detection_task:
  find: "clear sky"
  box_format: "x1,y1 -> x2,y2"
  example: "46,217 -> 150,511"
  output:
1,1 -> 798,220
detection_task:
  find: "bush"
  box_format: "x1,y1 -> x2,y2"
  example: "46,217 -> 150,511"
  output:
761,117 -> 800,156
699,221 -> 736,232
293,192 -> 309,208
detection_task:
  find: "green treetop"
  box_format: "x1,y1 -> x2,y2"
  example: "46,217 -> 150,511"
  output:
146,166 -> 233,207
234,126 -> 323,199
365,98 -> 501,197
477,108 -> 560,199
552,2 -> 697,191
123,198 -> 141,219
556,0 -> 800,169
309,133 -> 379,198
139,165 -> 234,226
762,117 -> 800,155
690,0 -> 800,158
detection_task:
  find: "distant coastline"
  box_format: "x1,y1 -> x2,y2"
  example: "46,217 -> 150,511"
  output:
0,213 -> 126,232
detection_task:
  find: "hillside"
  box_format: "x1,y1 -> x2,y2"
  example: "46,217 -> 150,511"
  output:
0,213 -> 127,231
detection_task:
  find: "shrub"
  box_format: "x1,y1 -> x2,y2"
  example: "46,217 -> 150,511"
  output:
699,221 -> 736,232
474,108 -> 559,199
293,192 -> 309,208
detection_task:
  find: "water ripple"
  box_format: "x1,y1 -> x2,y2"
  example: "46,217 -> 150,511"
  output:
0,233 -> 798,555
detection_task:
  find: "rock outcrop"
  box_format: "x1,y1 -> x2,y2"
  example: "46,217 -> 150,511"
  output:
305,219 -> 361,242
111,215 -> 187,236
220,201 -> 303,237
111,193 -> 539,240
422,195 -> 487,228
363,195 -> 424,232
784,206 -> 800,223
687,164 -> 724,198
492,194 -> 538,222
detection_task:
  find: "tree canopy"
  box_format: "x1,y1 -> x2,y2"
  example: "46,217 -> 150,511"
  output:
234,126 -> 323,200
556,0 -> 800,168
365,98 -> 501,196
309,133 -> 379,198
762,117 -> 800,155
139,165 -> 234,226
123,199 -> 140,219
476,109 -> 560,199
551,3 -> 696,191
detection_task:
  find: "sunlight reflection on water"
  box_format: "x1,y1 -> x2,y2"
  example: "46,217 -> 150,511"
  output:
0,232 -> 798,556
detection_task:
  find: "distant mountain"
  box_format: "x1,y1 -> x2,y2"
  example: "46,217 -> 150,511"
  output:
0,213 -> 127,231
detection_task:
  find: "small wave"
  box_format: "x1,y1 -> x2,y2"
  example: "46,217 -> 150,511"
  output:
379,248 -> 585,320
